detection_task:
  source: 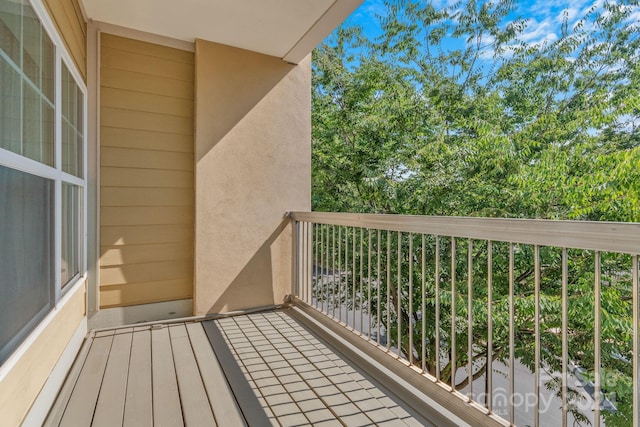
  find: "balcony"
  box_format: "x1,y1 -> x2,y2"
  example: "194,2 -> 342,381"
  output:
43,212 -> 640,427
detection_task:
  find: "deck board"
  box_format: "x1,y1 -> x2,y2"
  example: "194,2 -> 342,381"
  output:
169,324 -> 217,427
123,329 -> 153,427
46,310 -> 432,427
186,322 -> 246,426
92,332 -> 133,427
59,336 -> 113,427
151,326 -> 184,427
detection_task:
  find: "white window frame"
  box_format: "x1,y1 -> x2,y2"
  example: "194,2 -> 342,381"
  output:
0,0 -> 88,309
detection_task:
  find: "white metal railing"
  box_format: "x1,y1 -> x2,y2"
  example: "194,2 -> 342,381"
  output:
290,212 -> 640,427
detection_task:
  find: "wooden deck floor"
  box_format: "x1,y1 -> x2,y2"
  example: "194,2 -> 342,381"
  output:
44,310 -> 431,426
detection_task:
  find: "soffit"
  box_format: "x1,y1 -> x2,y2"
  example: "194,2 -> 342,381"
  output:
81,0 -> 363,63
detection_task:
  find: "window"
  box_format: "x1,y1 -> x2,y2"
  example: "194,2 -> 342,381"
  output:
0,166 -> 54,363
61,182 -> 81,287
0,0 -> 85,364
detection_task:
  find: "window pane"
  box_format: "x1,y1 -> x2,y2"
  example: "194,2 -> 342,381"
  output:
0,55 -> 21,154
61,182 -> 80,287
0,0 -> 55,165
0,0 -> 22,65
0,165 -> 54,364
22,3 -> 41,90
22,2 -> 54,103
61,63 -> 82,177
23,79 -> 54,165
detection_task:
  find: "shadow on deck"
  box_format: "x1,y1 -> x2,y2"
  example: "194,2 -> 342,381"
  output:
44,309 -> 433,426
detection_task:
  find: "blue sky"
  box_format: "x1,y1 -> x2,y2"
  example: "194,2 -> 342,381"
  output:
341,0 -> 640,46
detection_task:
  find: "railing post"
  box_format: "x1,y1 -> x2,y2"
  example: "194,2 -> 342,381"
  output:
288,212 -> 299,302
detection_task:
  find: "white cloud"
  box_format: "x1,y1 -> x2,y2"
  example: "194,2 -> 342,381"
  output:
520,17 -> 558,44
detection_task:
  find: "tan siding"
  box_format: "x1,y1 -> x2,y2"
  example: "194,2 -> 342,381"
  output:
101,127 -> 194,153
100,34 -> 194,308
101,34 -> 194,64
101,87 -> 194,117
99,280 -> 193,308
101,167 -> 193,188
101,68 -> 194,100
43,0 -> 86,79
101,225 -> 194,246
100,147 -> 194,171
101,45 -> 194,82
100,260 -> 193,287
101,107 -> 193,135
100,188 -> 194,207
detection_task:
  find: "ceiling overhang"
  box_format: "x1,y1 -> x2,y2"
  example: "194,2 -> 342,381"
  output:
81,0 -> 364,63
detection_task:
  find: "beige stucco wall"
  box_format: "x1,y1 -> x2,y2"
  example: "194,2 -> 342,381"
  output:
194,40 -> 311,315
0,282 -> 86,426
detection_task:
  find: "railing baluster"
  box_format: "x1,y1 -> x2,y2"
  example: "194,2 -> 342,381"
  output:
368,229 -> 372,340
301,222 -> 305,302
633,254 -> 639,427
338,226 -> 342,324
594,251 -> 601,427
398,231 -> 403,359
302,222 -> 313,301
353,227 -> 357,330
509,242 -> 515,426
487,240 -> 493,413
422,234 -> 426,374
332,225 -> 337,319
435,236 -> 441,381
309,223 -> 312,303
295,221 -> 299,298
387,230 -> 391,352
451,237 -> 457,390
409,233 -> 414,366
377,229 -> 382,346
303,222 -> 307,302
314,222 -> 318,307
534,245 -> 540,427
562,248 -> 568,427
468,239 -> 473,402
326,224 -> 330,314
360,228 -> 364,336
345,226 -> 349,326
320,224 -> 324,311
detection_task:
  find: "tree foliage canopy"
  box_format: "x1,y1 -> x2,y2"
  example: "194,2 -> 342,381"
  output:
312,0 -> 640,221
311,1 -> 640,425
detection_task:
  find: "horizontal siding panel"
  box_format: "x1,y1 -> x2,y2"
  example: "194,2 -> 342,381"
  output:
100,68 -> 193,100
101,147 -> 193,171
101,107 -> 193,135
101,87 -> 194,118
101,206 -> 193,226
101,167 -> 192,188
101,225 -> 194,246
100,259 -> 193,286
99,280 -> 192,308
101,46 -> 193,82
101,33 -> 194,64
100,187 -> 194,207
101,127 -> 193,153
100,242 -> 193,267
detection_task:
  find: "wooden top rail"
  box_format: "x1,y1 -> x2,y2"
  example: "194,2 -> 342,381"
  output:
289,212 -> 640,254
